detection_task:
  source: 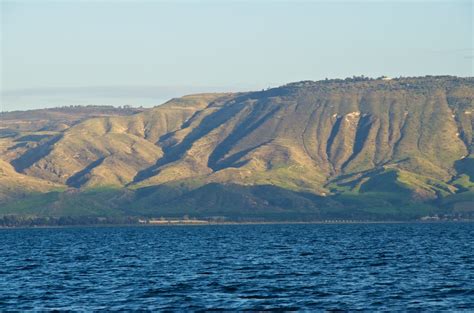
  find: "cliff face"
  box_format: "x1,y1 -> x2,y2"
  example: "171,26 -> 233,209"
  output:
1,77 -> 473,218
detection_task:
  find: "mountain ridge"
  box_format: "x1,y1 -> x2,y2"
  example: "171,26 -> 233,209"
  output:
1,76 -> 473,220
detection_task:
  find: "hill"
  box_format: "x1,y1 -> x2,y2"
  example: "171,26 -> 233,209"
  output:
1,77 -> 473,222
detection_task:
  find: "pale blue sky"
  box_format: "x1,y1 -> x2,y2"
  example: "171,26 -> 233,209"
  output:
1,0 -> 472,111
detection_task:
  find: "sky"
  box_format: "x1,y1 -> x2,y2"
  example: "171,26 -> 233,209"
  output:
1,0 -> 473,111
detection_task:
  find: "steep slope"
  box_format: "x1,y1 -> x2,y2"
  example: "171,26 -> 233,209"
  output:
11,94 -> 227,187
0,105 -> 145,180
1,76 -> 473,220
0,159 -> 63,203
132,77 -> 472,199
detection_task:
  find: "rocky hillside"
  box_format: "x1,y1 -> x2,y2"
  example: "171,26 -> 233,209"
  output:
1,76 -> 473,220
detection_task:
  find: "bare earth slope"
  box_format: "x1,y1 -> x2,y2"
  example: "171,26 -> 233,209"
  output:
1,77 -> 473,220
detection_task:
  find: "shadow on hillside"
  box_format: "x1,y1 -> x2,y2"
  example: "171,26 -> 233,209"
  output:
454,157 -> 474,182
66,157 -> 106,188
132,93 -> 262,182
128,182 -> 431,221
11,135 -> 62,172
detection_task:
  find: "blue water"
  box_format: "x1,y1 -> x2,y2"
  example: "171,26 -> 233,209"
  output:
1,223 -> 473,310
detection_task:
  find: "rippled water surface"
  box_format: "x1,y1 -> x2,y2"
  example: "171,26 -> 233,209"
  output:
1,223 -> 473,310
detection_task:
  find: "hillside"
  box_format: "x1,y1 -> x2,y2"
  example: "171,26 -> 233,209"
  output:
1,77 -> 473,221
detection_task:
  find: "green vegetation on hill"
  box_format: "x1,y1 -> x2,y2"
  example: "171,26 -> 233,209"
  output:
1,77 -> 473,222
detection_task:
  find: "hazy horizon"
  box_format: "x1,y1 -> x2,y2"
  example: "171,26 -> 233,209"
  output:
0,84 -> 257,112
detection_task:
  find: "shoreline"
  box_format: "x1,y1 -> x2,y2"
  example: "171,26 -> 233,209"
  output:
1,219 -> 473,229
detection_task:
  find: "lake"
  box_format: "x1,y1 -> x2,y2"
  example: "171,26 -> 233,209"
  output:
1,223 -> 473,310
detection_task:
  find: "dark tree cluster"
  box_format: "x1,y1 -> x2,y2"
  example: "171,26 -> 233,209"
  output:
0,215 -> 140,227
